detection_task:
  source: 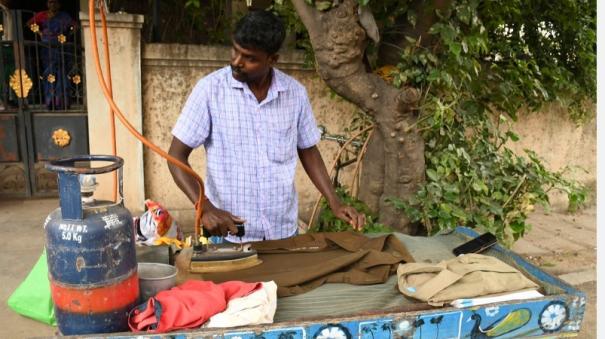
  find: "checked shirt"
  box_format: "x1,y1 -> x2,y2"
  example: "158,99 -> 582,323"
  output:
172,66 -> 320,242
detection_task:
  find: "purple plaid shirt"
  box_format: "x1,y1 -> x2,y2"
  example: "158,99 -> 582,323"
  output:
172,66 -> 321,242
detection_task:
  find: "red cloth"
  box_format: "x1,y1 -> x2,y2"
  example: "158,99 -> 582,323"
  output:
128,280 -> 262,333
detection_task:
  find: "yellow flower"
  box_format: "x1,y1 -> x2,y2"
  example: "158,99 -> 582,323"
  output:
47,74 -> 56,83
71,74 -> 81,85
58,34 -> 66,44
30,23 -> 39,33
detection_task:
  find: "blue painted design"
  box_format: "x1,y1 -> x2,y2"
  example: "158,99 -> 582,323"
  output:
537,301 -> 568,333
413,311 -> 463,339
105,295 -> 581,338
468,308 -> 531,338
312,323 -> 352,338
359,318 -> 394,339
218,327 -> 305,339
392,318 -> 416,338
264,326 -> 305,338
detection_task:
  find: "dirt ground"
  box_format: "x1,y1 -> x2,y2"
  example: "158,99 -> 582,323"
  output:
518,207 -> 597,276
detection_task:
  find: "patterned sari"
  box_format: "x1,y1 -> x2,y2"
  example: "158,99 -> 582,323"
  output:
29,11 -> 75,109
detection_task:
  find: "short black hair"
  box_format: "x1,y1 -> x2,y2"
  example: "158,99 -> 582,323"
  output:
233,10 -> 285,55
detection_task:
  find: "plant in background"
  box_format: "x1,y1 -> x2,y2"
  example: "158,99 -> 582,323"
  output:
312,187 -> 393,234
270,1 -> 315,66
372,0 -> 594,246
276,0 -> 594,246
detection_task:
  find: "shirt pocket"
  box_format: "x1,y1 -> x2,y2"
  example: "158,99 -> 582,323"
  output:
267,120 -> 296,163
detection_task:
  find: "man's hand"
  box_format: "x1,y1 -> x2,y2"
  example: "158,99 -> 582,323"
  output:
168,137 -> 244,237
200,200 -> 245,237
298,146 -> 366,232
330,202 -> 366,231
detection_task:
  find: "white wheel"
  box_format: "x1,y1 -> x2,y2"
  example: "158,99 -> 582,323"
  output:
539,301 -> 568,332
314,324 -> 351,339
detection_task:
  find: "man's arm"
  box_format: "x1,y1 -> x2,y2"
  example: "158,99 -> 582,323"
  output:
298,145 -> 365,230
167,137 -> 242,236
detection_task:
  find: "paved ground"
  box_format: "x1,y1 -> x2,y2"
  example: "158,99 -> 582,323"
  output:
512,206 -> 597,338
0,199 -> 597,338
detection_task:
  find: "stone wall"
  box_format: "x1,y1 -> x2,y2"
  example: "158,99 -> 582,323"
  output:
140,43 -> 596,228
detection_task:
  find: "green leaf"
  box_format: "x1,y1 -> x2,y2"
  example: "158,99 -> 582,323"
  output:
449,42 -> 462,56
506,131 -> 520,142
315,1 -> 332,11
185,0 -> 200,8
471,182 -> 482,192
440,24 -> 457,43
427,69 -> 441,82
456,5 -> 471,25
426,169 -> 439,181
461,40 -> 468,54
407,10 -> 417,28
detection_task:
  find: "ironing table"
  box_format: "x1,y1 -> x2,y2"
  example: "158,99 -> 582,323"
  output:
123,227 -> 586,339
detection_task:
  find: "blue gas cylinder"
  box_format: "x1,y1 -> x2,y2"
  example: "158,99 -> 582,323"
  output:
44,155 -> 139,335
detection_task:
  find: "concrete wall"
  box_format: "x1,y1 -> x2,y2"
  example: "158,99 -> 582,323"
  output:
139,43 -> 596,229
505,105 -> 596,209
81,12 -> 146,212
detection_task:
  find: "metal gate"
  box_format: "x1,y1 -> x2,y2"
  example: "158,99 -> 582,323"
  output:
0,8 -> 87,197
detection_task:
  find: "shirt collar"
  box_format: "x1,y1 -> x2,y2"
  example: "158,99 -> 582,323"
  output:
228,67 -> 288,93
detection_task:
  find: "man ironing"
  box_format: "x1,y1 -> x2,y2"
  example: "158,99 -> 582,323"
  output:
168,10 -> 365,243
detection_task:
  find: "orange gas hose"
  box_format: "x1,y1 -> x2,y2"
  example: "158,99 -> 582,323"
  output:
99,2 -> 117,202
88,0 -> 205,242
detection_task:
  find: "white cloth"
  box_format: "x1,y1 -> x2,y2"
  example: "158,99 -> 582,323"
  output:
451,289 -> 544,308
205,281 -> 277,328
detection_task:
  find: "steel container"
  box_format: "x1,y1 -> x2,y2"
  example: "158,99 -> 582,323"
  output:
137,262 -> 177,302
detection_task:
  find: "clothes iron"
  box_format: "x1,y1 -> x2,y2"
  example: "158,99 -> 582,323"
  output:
188,224 -> 262,273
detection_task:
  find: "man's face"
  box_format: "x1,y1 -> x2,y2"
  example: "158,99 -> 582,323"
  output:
230,41 -> 277,84
47,0 -> 60,12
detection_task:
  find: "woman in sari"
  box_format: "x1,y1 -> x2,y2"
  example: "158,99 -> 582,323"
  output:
27,0 -> 76,110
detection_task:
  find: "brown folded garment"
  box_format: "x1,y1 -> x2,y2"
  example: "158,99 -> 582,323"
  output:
175,232 -> 415,297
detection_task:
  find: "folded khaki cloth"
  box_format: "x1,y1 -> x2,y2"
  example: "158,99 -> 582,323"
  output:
397,253 -> 539,306
177,232 -> 414,297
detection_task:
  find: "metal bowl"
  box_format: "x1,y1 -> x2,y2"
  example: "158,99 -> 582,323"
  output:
137,262 -> 177,302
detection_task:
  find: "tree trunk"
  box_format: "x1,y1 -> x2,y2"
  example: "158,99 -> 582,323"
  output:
292,0 -> 425,233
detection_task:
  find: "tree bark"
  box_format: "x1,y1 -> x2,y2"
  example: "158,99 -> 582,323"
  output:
292,0 -> 425,233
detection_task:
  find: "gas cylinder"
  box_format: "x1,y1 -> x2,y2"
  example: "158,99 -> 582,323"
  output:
44,155 -> 139,335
